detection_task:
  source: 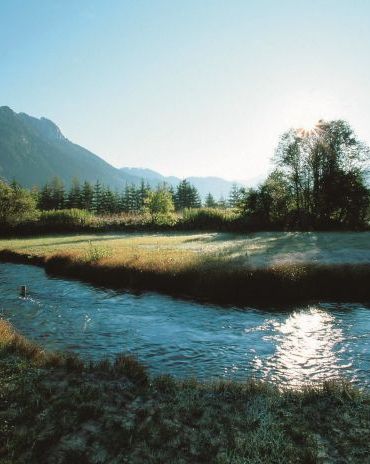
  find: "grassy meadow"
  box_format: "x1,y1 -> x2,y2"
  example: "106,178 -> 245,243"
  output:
1,319 -> 369,464
1,230 -> 370,268
1,231 -> 370,304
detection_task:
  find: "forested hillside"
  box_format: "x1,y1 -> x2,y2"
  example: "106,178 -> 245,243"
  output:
0,106 -> 141,188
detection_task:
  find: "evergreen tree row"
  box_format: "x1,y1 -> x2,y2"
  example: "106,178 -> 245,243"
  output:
36,177 -> 238,214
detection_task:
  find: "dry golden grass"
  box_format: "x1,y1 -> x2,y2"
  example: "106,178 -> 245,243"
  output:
0,318 -> 44,360
0,233 -> 205,272
2,231 -> 370,270
2,232 -> 370,304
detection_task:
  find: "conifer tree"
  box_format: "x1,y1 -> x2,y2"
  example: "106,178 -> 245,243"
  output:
205,193 -> 217,208
174,179 -> 201,210
81,181 -> 94,211
68,178 -> 82,209
92,180 -> 102,214
50,177 -> 65,209
38,183 -> 54,210
228,183 -> 243,208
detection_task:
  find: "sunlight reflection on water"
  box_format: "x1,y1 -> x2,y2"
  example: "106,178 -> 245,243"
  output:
252,308 -> 345,387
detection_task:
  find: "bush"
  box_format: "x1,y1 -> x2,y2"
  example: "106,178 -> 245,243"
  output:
39,209 -> 93,227
0,180 -> 39,226
151,212 -> 178,227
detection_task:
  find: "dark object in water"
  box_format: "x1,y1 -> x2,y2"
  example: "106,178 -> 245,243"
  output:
20,285 -> 27,297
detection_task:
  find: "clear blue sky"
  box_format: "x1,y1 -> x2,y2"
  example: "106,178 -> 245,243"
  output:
1,0 -> 370,181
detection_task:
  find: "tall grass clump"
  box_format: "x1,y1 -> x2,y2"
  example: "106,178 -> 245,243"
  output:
84,241 -> 113,262
181,207 -> 239,230
39,209 -> 94,227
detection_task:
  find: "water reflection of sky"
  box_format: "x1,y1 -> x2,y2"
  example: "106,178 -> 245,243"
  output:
0,263 -> 369,388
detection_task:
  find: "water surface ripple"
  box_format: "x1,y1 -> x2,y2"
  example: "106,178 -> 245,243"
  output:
0,263 -> 369,388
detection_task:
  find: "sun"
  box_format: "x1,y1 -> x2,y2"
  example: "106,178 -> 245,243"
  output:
296,118 -> 325,138
282,92 -> 332,138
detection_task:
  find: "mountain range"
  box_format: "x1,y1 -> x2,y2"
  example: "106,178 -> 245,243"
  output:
119,167 -> 247,199
0,106 -> 259,198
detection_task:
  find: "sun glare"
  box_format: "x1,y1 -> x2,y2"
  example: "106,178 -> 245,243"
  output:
281,92 -> 334,139
297,122 -> 322,138
297,119 -> 325,138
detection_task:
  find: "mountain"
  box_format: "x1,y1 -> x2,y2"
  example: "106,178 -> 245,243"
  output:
0,106 -> 140,189
120,167 -> 244,199
0,106 -> 252,198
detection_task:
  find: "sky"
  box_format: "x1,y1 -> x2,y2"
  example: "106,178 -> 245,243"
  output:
1,0 -> 370,181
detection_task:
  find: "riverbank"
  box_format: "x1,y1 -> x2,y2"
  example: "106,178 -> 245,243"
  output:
0,319 -> 369,464
1,231 -> 370,304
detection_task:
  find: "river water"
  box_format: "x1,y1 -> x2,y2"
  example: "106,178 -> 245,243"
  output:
0,263 -> 369,388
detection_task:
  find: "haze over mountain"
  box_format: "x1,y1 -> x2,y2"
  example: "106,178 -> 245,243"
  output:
120,167 -> 250,199
0,106 -> 255,198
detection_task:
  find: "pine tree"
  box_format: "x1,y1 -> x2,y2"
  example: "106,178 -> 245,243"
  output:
190,186 -> 202,208
50,177 -> 65,209
68,178 -> 81,209
38,183 -> 54,210
121,184 -> 131,212
205,193 -> 217,208
92,180 -> 102,214
138,180 -> 150,210
175,180 -> 202,210
100,186 -> 117,214
228,183 -> 243,208
81,181 -> 94,211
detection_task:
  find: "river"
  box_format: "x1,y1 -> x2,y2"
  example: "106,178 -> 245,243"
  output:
1,263 -> 369,388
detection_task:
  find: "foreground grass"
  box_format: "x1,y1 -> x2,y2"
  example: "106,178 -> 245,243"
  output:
0,320 -> 369,464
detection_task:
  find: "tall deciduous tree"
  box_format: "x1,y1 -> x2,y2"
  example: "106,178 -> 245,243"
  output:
272,120 -> 369,228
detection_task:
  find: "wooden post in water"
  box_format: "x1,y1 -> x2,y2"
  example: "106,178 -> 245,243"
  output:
20,286 -> 27,297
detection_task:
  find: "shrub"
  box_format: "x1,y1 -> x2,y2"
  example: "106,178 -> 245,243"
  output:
144,188 -> 175,217
151,212 -> 178,227
0,180 -> 39,226
39,209 -> 93,227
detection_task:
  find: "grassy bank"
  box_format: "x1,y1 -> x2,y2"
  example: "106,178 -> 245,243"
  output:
1,232 -> 370,304
0,320 -> 369,464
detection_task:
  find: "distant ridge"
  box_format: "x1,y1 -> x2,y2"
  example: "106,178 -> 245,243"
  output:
120,167 -> 246,199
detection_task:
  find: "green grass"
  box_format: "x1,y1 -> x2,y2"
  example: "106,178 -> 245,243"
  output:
0,319 -> 369,464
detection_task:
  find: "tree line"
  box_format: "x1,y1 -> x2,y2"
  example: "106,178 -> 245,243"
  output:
0,119 -> 368,229
35,178 -> 243,214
